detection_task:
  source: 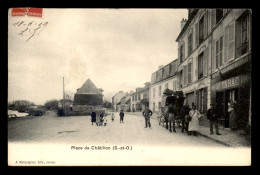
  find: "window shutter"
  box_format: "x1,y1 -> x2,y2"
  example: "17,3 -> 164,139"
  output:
212,40 -> 215,71
211,9 -> 216,30
195,23 -> 199,47
188,62 -> 192,83
204,10 -> 208,38
224,25 -> 229,63
203,47 -> 208,76
228,22 -> 235,60
195,56 -> 198,80
235,21 -> 242,58
183,43 -> 185,60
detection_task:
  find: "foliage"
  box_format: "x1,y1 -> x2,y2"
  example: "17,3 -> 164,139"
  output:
44,99 -> 59,110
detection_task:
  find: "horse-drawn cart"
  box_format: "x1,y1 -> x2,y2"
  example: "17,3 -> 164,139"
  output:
158,89 -> 185,132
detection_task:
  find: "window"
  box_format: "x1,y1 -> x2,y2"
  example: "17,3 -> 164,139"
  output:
138,94 -> 140,100
158,102 -> 161,110
196,88 -> 207,113
235,11 -> 249,58
188,31 -> 193,55
153,88 -> 155,98
135,95 -> 137,101
159,85 -> 161,96
216,9 -> 224,24
179,70 -> 183,88
198,52 -> 204,79
188,62 -> 192,84
216,36 -> 224,68
165,83 -> 168,89
180,44 -> 185,62
199,16 -> 204,44
224,22 -> 235,61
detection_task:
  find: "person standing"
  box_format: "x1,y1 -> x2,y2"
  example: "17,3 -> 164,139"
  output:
111,113 -> 115,122
207,104 -> 221,135
181,105 -> 191,133
228,100 -> 237,130
143,106 -> 153,128
188,105 -> 201,136
119,110 -> 124,123
91,111 -> 96,125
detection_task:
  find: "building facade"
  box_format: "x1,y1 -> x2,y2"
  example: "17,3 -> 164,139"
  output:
111,91 -> 128,112
149,60 -> 179,112
177,9 -> 251,128
130,83 -> 150,112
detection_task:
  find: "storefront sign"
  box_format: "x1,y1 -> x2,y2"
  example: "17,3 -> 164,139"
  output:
213,74 -> 250,91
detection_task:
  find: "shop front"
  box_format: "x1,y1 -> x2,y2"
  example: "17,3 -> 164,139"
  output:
211,74 -> 251,129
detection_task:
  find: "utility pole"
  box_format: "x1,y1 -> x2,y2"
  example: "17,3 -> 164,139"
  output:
63,77 -> 65,99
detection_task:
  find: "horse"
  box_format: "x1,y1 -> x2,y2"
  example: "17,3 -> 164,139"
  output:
161,91 -> 185,133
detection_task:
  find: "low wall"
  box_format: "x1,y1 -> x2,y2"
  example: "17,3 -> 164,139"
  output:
72,105 -> 104,116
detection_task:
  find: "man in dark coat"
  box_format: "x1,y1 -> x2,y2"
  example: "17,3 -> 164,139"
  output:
91,111 -> 96,125
207,104 -> 221,135
143,106 -> 153,128
181,105 -> 191,133
119,110 -> 124,123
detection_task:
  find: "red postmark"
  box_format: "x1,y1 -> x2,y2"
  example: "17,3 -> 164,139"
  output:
11,8 -> 43,18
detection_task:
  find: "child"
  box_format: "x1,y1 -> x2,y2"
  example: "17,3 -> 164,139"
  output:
111,113 -> 115,122
103,116 -> 108,126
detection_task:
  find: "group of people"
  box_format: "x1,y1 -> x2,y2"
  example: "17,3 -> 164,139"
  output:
91,111 -> 107,126
180,104 -> 221,136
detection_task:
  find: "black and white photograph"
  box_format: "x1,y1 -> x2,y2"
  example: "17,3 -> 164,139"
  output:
8,8 -> 251,166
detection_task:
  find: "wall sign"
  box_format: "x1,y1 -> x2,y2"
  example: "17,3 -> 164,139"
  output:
212,74 -> 250,91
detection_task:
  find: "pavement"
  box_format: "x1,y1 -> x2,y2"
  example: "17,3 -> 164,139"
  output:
128,111 -> 251,148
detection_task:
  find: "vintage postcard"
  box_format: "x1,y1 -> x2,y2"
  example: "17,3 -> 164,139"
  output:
8,8 -> 251,166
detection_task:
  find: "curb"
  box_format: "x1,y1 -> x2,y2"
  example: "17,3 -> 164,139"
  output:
197,132 -> 231,147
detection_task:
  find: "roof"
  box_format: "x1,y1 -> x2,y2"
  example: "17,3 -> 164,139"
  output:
76,79 -> 103,95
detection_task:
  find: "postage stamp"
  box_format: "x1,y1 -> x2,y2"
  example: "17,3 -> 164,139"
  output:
11,8 -> 43,18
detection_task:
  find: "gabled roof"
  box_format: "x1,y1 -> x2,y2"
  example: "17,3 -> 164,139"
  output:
76,79 -> 103,95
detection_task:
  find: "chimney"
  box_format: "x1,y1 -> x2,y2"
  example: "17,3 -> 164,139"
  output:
181,18 -> 187,29
144,82 -> 150,88
158,65 -> 164,70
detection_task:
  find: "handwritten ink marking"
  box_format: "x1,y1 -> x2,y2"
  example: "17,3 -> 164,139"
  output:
18,21 -> 24,26
28,21 -> 34,26
18,27 -> 28,36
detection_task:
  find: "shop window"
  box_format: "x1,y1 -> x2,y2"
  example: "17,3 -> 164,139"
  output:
235,11 -> 249,58
216,36 -> 224,68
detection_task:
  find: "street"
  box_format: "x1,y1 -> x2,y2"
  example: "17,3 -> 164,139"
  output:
8,111 -> 251,166
9,110 -> 225,147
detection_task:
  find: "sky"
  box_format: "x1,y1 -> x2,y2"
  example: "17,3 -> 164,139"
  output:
8,8 -> 188,105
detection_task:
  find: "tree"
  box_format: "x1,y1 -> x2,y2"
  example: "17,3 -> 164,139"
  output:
44,99 -> 59,110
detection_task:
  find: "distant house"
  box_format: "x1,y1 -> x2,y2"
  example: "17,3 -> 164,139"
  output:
58,99 -> 73,109
73,79 -> 104,115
